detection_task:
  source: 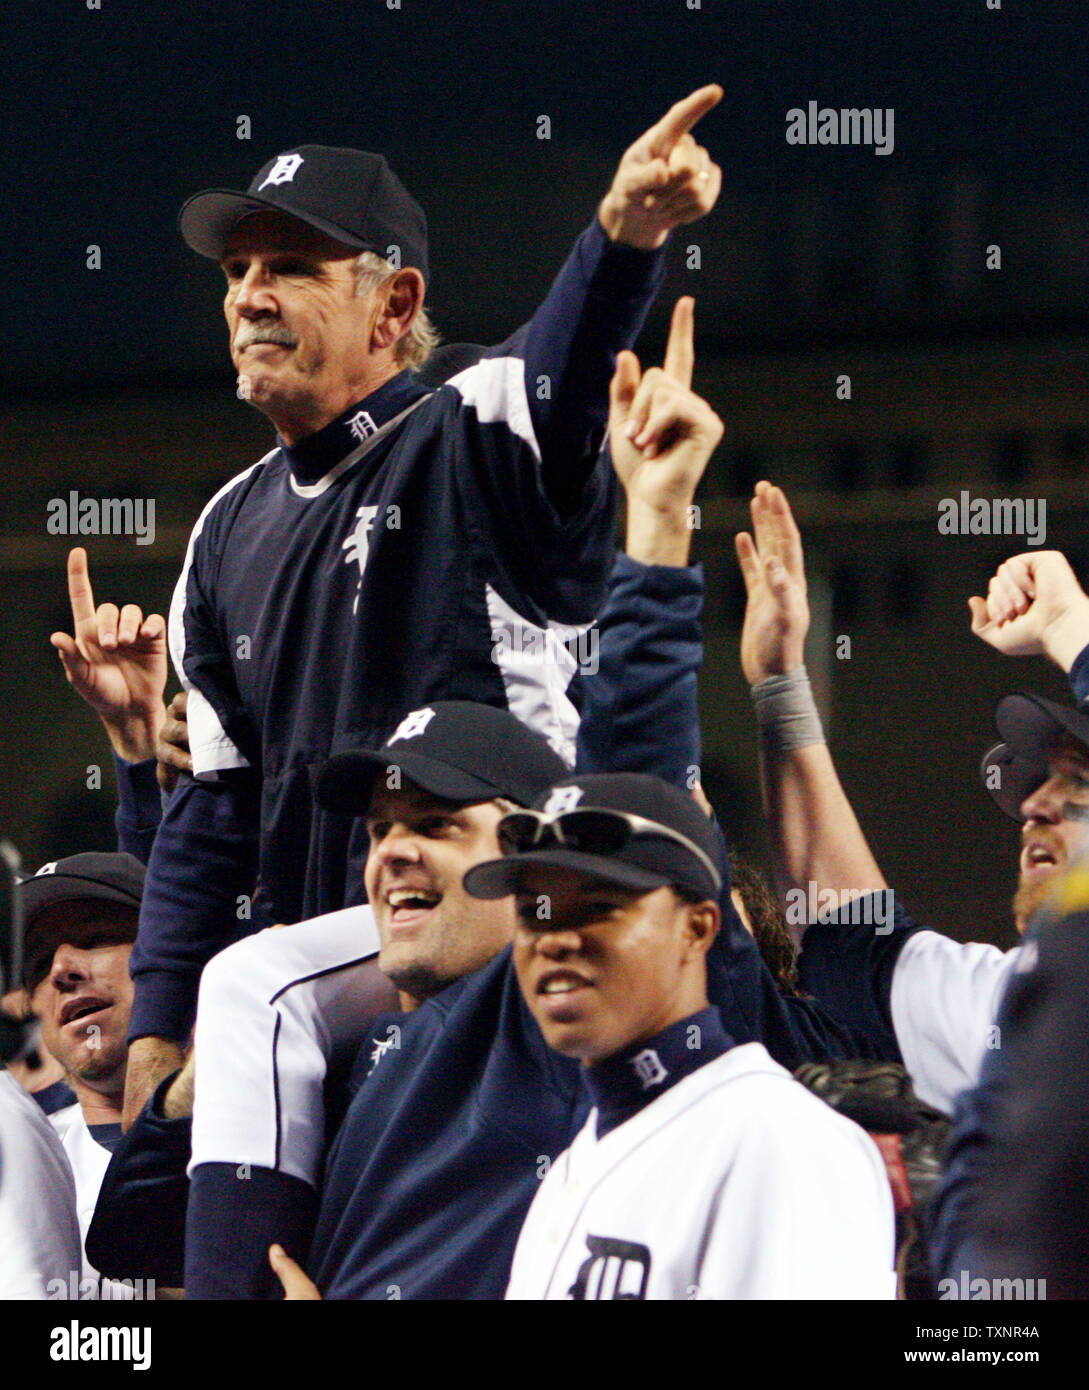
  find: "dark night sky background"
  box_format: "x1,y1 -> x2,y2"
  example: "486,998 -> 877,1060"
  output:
5,0 -> 1086,381
4,0 -> 1089,943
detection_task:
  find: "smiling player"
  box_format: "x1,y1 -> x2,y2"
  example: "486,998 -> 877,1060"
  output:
121,87 -> 725,1127
464,773 -> 896,1300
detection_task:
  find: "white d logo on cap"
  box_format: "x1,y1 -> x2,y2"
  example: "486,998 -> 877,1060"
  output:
258,153 -> 305,190
542,786 -> 584,816
387,707 -> 437,745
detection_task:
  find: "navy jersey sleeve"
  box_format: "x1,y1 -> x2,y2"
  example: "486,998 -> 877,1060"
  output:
796,896 -> 926,1059
929,908 -> 1089,1299
1069,642 -> 1089,704
128,772 -> 261,1042
129,470 -> 267,1042
443,220 -> 664,587
170,471 -> 263,777
706,848 -> 891,1069
85,1072 -> 191,1287
523,218 -> 667,510
575,553 -> 702,786
113,755 -> 162,866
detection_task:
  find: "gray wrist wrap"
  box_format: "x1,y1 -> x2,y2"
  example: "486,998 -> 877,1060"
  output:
752,665 -> 827,752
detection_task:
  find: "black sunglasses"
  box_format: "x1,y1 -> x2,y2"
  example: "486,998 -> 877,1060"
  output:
497,808 -> 722,893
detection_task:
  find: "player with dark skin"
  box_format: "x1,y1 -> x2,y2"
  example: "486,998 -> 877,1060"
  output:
266,294 -> 724,1299
270,860 -> 723,1298
510,871 -> 719,1066
53,87 -> 725,1129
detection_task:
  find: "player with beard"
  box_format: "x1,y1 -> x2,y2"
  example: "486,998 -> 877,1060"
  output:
734,486 -> 1089,1116
930,839 -> 1089,1300
107,89 -> 724,1127
171,304 -> 887,1301
966,546 -> 1089,926
926,547 -> 1089,1297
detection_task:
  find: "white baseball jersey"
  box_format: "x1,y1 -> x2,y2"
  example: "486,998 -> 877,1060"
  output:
890,932 -> 1022,1113
506,1042 -> 896,1301
0,1069 -> 81,1299
191,905 -> 385,1183
50,1103 -> 135,1299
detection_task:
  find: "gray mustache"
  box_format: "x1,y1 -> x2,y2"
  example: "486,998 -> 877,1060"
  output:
235,323 -> 298,350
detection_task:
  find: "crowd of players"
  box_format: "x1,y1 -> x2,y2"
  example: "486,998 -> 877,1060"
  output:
2,84 -> 1088,1300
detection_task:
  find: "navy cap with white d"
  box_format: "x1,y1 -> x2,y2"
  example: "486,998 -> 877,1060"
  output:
314,702 -> 569,817
179,145 -> 429,283
463,772 -> 725,905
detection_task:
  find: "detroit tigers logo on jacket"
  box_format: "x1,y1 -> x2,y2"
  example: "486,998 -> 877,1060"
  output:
168,351 -> 614,931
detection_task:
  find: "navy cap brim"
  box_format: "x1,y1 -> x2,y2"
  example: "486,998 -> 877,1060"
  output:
995,693 -> 1089,764
981,741 -> 1047,821
315,749 -> 505,817
179,189 -> 371,260
463,849 -> 670,901
19,875 -> 142,927
982,694 -> 1089,820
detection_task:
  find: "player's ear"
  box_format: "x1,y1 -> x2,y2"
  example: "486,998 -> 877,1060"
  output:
679,898 -> 719,959
370,269 -> 425,353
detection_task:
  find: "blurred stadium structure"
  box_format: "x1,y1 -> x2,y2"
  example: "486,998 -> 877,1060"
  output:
4,145 -> 1086,951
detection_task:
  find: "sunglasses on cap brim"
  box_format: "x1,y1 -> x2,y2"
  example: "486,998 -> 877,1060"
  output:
497,807 -> 722,894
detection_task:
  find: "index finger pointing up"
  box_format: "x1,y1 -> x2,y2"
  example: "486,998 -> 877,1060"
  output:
663,297 -> 695,388
645,84 -> 723,156
66,547 -> 97,629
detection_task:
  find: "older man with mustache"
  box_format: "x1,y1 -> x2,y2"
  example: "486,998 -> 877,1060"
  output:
75,88 -> 727,1126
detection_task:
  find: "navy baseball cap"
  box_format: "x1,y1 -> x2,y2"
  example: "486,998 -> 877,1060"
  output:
17,852 -> 145,990
982,693 -> 1089,820
463,772 -> 724,904
179,145 -> 429,282
314,702 -> 569,816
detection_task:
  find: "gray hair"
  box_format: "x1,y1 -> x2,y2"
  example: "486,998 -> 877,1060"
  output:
353,251 -> 439,370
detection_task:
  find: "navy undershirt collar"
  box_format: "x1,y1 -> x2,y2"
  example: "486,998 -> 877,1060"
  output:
88,1121 -> 124,1155
585,1007 -> 732,1138
277,371 -> 431,485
